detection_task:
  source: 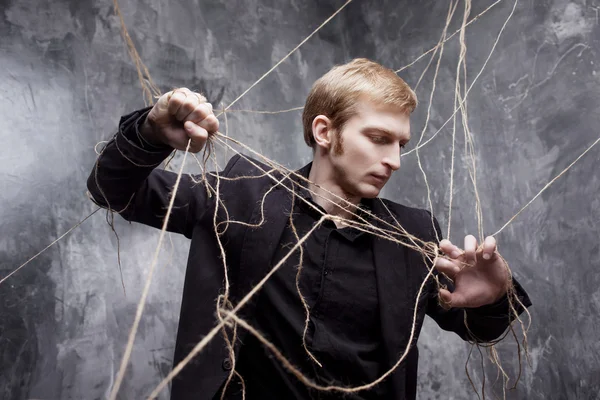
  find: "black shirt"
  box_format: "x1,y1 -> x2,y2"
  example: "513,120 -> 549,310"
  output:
218,178 -> 388,399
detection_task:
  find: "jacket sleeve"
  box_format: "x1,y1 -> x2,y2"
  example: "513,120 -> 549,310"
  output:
425,214 -> 532,342
86,107 -> 239,238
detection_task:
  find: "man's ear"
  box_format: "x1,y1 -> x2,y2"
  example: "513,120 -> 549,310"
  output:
312,115 -> 333,151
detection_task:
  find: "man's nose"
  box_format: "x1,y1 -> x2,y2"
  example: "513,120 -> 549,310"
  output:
383,147 -> 401,171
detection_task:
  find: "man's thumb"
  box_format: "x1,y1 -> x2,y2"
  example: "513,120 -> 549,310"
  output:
438,288 -> 455,309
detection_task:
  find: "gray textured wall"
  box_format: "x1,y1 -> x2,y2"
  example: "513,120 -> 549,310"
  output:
1,0 -> 599,399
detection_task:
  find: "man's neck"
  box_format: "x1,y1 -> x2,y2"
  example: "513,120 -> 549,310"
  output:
307,159 -> 361,227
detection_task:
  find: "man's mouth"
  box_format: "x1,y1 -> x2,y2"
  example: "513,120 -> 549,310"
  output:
370,173 -> 389,184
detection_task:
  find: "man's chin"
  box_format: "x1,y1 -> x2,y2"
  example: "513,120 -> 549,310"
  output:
359,185 -> 382,199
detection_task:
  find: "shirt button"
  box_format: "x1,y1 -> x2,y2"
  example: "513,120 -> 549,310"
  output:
222,357 -> 232,371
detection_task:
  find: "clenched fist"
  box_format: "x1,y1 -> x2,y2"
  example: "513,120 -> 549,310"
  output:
140,87 -> 219,153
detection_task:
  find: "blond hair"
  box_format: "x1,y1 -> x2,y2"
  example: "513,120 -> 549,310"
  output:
302,58 -> 417,147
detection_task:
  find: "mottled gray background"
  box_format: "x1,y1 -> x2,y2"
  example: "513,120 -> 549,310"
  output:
1,0 -> 599,399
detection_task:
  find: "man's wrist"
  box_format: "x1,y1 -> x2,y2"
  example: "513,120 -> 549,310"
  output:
139,115 -> 166,147
492,287 -> 509,304
468,293 -> 509,314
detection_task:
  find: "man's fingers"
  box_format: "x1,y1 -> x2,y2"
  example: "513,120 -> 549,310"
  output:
464,235 -> 477,266
482,236 -> 496,260
439,288 -> 468,309
167,89 -> 188,117
203,100 -> 212,113
434,257 -> 460,279
200,115 -> 219,135
439,239 -> 462,259
186,103 -> 219,133
438,288 -> 452,309
185,103 -> 211,123
166,89 -> 218,134
183,121 -> 209,153
175,95 -> 202,121
193,92 -> 208,104
164,88 -> 204,121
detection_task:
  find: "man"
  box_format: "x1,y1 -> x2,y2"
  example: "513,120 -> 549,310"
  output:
88,58 -> 531,399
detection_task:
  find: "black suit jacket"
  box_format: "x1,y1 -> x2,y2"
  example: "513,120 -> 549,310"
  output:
87,108 -> 531,400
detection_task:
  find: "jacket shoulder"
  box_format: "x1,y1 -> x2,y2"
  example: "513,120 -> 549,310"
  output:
377,198 -> 438,241
224,153 -> 283,181
217,153 -> 289,204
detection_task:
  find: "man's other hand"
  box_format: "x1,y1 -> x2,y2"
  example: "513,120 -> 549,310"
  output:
433,235 -> 510,308
140,87 -> 219,153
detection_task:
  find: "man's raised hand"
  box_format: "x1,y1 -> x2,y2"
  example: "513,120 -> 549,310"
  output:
140,87 -> 219,153
433,235 -> 510,309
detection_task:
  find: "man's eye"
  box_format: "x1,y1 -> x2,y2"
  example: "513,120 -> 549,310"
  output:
371,136 -> 387,144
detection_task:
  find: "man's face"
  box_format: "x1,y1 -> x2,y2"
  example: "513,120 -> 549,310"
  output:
328,100 -> 411,199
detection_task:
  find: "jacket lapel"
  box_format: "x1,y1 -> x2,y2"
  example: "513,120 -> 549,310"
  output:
235,176 -> 294,310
